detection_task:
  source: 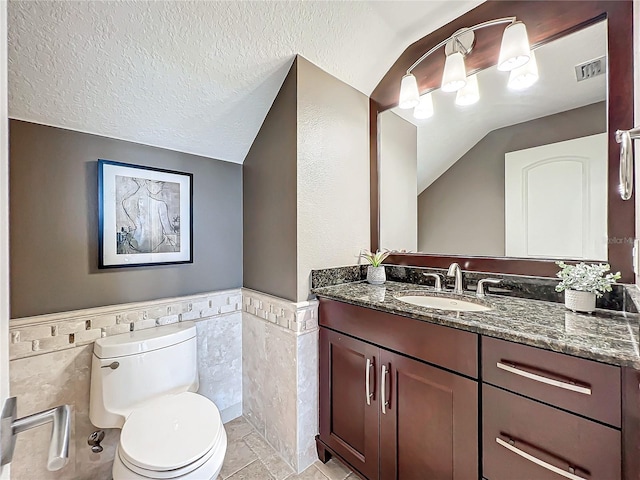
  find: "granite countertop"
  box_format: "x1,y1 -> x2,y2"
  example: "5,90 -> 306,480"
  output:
312,281 -> 640,369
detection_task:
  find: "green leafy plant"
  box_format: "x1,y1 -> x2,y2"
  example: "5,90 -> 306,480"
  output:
360,249 -> 391,267
555,261 -> 621,297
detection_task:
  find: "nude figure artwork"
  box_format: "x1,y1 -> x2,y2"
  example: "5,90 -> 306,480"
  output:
115,175 -> 181,255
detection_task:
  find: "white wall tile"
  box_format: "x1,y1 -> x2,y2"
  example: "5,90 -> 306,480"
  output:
9,289 -> 243,480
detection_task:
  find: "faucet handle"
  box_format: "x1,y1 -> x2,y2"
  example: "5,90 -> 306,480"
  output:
477,278 -> 501,298
423,273 -> 442,291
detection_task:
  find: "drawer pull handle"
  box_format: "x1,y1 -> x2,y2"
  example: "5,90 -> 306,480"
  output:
381,364 -> 389,414
496,362 -> 591,395
496,437 -> 587,480
365,358 -> 374,406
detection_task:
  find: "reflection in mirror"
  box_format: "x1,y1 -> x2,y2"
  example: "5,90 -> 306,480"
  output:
379,21 -> 607,261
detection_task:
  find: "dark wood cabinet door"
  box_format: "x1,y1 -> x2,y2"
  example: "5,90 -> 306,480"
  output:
379,349 -> 478,480
483,336 -> 621,427
319,328 -> 380,480
622,367 -> 640,480
483,384 -> 621,480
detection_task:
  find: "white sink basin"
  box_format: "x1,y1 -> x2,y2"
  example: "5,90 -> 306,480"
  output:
395,295 -> 492,312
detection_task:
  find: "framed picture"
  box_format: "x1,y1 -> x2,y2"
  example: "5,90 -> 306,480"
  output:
98,160 -> 193,268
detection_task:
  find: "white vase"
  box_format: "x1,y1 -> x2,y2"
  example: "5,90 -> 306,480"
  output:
564,289 -> 596,313
367,265 -> 386,285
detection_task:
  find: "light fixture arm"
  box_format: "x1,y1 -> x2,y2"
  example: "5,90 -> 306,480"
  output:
615,127 -> 640,200
406,17 -> 517,74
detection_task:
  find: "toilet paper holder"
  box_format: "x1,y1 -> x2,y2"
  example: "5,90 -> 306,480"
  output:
0,396 -> 71,472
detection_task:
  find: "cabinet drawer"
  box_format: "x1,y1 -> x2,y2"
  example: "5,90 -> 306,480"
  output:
319,298 -> 478,378
482,336 -> 621,427
483,384 -> 621,480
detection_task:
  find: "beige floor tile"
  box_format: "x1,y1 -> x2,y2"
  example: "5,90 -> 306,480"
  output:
262,453 -> 295,480
244,431 -> 277,459
220,438 -> 259,479
287,465 -> 329,480
220,416 -> 353,480
225,416 -> 256,443
313,459 -> 351,480
227,459 -> 275,480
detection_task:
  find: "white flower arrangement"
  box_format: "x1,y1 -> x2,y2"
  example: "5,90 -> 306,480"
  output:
360,249 -> 391,267
555,261 -> 621,297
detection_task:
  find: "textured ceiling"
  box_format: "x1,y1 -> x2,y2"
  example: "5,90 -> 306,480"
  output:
8,0 -> 484,164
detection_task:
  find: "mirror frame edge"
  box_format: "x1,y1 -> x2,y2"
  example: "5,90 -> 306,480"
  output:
370,0 -> 635,282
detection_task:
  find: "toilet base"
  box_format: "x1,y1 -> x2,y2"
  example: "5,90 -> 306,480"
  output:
112,429 -> 227,480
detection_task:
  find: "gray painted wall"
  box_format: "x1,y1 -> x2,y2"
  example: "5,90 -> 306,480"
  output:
243,59 -> 298,301
418,102 -> 607,256
10,120 -> 242,318
296,56 -> 370,301
379,110 -> 417,252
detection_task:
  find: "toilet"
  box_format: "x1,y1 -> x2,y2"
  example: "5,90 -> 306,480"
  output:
89,322 -> 227,479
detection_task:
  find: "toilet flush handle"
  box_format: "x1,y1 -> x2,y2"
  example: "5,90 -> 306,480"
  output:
101,361 -> 120,370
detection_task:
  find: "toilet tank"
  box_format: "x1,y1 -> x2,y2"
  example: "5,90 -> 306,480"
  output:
89,322 -> 199,429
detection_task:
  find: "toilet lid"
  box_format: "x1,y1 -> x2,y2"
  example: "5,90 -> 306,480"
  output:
120,392 -> 223,472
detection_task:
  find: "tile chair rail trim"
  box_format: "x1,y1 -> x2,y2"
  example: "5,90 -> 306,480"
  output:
9,288 -> 243,360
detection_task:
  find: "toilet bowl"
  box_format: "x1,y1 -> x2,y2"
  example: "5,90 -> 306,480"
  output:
112,392 -> 227,480
88,322 -> 228,480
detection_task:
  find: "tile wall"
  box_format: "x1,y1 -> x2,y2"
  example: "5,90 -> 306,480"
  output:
241,288 -> 319,473
8,289 -> 243,480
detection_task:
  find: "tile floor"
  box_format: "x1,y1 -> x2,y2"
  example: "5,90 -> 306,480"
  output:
221,416 -> 359,480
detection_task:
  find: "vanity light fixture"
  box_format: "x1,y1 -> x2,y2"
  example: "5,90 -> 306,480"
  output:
414,92 -> 434,119
455,73 -> 480,106
397,17 -> 533,118
441,51 -> 467,92
497,21 -> 531,71
399,73 -> 420,109
508,50 -> 539,90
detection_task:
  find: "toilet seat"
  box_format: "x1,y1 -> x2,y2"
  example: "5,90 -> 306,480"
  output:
117,392 -> 225,479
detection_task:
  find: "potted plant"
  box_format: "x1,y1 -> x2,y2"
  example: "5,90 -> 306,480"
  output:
361,249 -> 391,285
555,261 -> 621,313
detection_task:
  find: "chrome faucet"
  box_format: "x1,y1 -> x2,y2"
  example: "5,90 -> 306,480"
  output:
423,273 -> 442,291
477,278 -> 501,298
447,263 -> 464,295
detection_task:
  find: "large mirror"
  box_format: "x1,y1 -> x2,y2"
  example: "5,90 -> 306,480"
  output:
379,21 -> 607,261
370,1 -> 634,281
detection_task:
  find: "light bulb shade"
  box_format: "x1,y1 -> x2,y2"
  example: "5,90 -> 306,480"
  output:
508,50 -> 539,90
455,74 -> 479,106
441,51 -> 467,92
498,21 -> 531,71
413,92 -> 434,119
399,73 -> 420,109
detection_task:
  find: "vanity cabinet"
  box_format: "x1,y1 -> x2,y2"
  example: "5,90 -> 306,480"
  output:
622,368 -> 640,479
318,329 -> 380,480
483,385 -> 621,480
318,299 -> 479,480
378,349 -> 478,480
482,337 -> 623,480
482,337 -> 621,427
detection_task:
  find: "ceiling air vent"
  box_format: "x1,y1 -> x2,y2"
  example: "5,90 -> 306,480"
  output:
574,56 -> 606,82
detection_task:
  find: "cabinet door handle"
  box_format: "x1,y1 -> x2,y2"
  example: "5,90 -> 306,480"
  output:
365,358 -> 374,406
496,437 -> 587,480
381,364 -> 389,414
496,362 -> 591,395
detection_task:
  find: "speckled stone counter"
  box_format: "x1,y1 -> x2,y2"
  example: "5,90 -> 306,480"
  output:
312,280 -> 640,369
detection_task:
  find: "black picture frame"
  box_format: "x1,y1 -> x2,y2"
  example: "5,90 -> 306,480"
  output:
98,159 -> 193,268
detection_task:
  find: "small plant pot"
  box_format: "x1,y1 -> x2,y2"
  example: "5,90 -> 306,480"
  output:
564,289 -> 596,313
369,286 -> 386,302
367,265 -> 386,285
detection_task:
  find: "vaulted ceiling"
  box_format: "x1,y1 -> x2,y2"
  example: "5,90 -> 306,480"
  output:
8,0 -> 484,164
